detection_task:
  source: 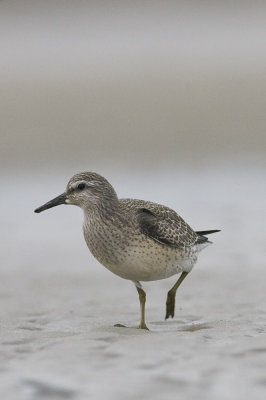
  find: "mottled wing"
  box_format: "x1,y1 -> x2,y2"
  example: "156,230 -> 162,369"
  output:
118,198 -> 197,248
120,199 -> 197,247
136,208 -> 175,246
136,207 -> 197,248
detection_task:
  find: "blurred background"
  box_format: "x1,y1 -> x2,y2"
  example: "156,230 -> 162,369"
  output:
0,1 -> 266,399
1,0 -> 265,270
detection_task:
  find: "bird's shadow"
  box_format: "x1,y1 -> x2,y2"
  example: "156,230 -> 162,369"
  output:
150,318 -> 213,333
110,318 -> 213,333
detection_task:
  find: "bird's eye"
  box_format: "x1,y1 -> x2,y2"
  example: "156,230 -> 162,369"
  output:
77,183 -> 86,191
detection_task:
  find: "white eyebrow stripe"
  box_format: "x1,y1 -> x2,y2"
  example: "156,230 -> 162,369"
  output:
71,180 -> 96,189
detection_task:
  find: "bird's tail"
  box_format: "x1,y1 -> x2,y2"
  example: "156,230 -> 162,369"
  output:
195,229 -> 220,236
195,229 -> 220,245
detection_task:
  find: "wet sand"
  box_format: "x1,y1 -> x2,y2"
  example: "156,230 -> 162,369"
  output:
1,262 -> 266,400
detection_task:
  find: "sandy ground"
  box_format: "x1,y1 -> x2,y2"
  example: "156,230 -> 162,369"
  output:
1,170 -> 266,400
1,264 -> 266,400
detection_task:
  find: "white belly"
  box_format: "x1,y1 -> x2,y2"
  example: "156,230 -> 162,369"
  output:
95,243 -> 198,282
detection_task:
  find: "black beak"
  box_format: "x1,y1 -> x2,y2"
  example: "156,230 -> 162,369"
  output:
34,193 -> 67,213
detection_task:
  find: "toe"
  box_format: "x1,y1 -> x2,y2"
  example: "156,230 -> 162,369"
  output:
114,323 -> 127,328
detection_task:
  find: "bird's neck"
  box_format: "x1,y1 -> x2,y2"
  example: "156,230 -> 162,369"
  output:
82,195 -> 126,267
83,193 -> 122,223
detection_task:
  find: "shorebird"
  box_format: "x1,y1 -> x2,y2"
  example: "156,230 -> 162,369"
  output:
35,172 -> 219,330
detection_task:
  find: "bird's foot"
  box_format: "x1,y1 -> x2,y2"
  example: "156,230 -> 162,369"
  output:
114,323 -> 149,330
138,322 -> 149,330
165,291 -> 176,319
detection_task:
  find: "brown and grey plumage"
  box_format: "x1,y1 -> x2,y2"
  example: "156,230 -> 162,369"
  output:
34,172 -> 220,330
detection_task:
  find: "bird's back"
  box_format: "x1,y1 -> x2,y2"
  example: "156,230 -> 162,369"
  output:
119,198 -> 198,248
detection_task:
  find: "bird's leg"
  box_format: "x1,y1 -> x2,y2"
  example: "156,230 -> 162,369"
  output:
114,282 -> 149,330
165,271 -> 189,319
135,281 -> 149,330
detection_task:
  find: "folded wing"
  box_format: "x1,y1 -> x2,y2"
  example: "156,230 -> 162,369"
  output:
136,207 -> 197,248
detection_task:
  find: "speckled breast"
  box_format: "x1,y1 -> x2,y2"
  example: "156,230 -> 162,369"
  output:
83,217 -> 197,282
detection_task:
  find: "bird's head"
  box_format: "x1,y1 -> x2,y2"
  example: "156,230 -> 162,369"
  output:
34,172 -> 118,213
